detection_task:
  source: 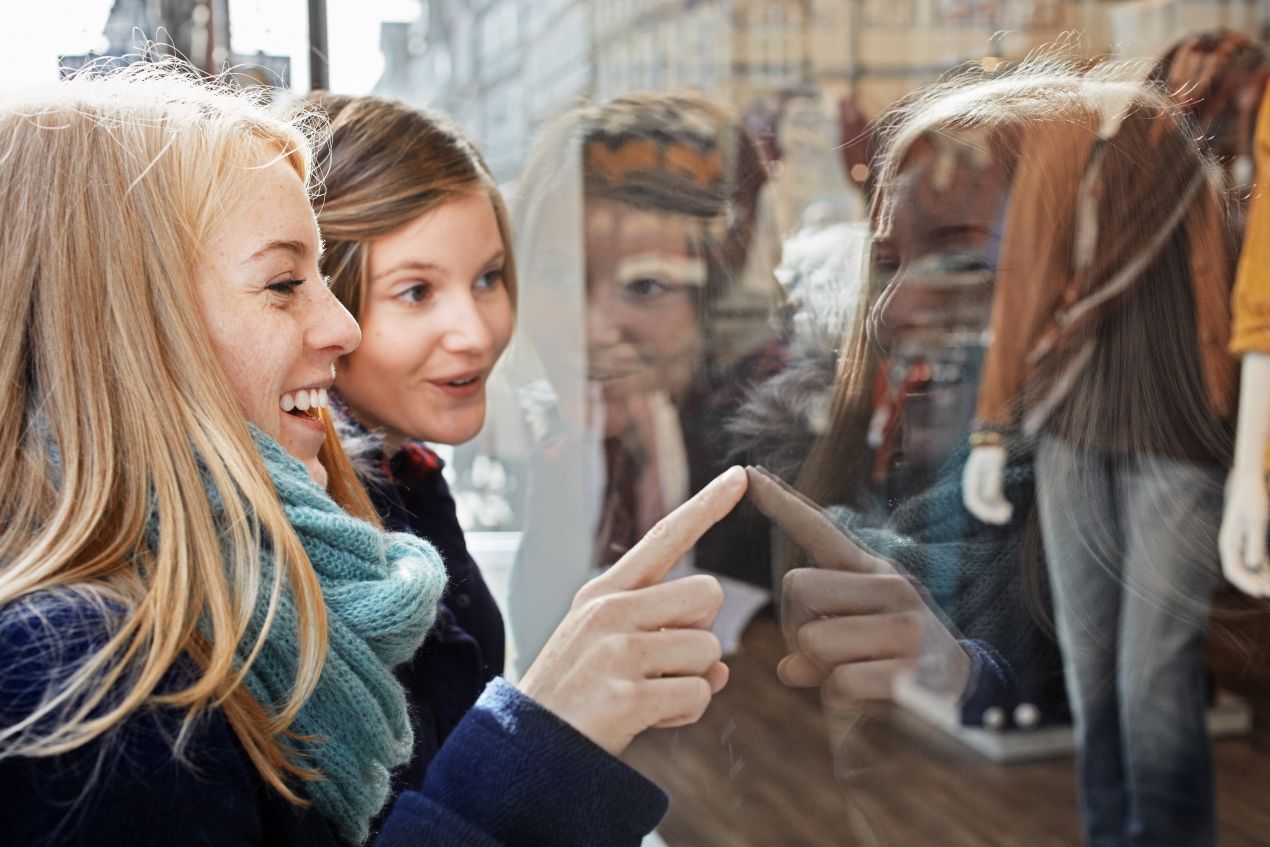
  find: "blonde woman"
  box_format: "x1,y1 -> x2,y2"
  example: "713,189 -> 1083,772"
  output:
0,65 -> 745,846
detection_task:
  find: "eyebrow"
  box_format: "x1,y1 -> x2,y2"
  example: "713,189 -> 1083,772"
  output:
244,239 -> 313,264
372,248 -> 506,282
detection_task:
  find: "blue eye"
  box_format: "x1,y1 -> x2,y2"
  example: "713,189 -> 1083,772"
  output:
476,269 -> 505,290
399,283 -> 431,303
624,277 -> 670,299
267,278 -> 304,295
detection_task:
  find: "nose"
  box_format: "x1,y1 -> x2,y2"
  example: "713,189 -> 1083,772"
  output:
586,279 -> 622,349
307,284 -> 361,358
439,291 -> 496,356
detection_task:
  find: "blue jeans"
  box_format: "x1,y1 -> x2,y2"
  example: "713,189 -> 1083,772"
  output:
1036,435 -> 1219,847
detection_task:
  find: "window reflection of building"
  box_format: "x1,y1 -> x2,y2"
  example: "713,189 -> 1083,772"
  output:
379,0 -> 1270,183
60,0 -> 291,89
372,0 -> 1270,540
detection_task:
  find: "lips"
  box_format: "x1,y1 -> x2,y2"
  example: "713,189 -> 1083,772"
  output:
429,370 -> 487,399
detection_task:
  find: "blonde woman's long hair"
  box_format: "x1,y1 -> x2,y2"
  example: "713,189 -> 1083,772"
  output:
0,64 -> 334,802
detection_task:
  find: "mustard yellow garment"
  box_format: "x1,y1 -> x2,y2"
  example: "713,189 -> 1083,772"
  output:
1232,92 -> 1270,356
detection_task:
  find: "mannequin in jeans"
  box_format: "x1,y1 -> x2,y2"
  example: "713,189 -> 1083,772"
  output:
960,66 -> 1236,846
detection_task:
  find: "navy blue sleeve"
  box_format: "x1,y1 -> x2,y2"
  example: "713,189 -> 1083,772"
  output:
376,677 -> 668,847
0,707 -> 279,846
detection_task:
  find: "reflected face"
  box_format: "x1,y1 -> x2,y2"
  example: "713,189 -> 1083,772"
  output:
197,158 -> 361,487
870,133 -> 1009,358
585,197 -> 706,403
867,133 -> 1012,475
336,194 -> 513,448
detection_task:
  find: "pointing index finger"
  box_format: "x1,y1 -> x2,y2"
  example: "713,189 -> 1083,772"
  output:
599,466 -> 749,592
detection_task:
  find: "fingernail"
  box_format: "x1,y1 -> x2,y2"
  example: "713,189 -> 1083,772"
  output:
716,465 -> 746,491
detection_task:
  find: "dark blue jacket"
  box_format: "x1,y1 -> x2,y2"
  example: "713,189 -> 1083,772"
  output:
0,597 -> 667,846
357,440 -> 506,805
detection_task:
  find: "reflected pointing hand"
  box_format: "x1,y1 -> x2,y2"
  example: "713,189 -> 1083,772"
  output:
745,466 -> 970,707
517,466 -> 748,756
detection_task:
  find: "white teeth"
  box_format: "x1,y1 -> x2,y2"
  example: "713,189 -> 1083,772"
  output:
281,388 -> 330,413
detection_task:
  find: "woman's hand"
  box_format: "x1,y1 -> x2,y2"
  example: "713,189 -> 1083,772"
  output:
745,466 -> 970,707
517,466 -> 747,756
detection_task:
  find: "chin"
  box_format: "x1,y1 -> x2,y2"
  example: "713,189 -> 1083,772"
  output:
425,414 -> 486,447
307,458 -> 330,489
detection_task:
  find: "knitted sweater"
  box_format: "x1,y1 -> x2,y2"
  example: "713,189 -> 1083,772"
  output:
0,598 -> 667,846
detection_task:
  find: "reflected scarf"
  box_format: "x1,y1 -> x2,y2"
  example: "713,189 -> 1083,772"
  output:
241,430 -> 446,844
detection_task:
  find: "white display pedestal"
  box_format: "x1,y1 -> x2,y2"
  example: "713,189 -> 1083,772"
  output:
893,676 -> 1254,764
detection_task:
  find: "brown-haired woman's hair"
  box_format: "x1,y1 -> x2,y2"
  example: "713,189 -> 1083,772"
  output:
302,93 -> 518,320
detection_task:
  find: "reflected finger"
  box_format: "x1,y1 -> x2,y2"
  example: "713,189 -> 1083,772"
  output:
745,465 -> 887,574
822,659 -> 913,707
780,568 -> 916,642
777,651 -> 828,688
797,613 -> 924,667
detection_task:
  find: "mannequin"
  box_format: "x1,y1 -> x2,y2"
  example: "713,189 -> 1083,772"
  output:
1149,30 -> 1267,231
1220,86 -> 1270,595
961,72 -> 1236,846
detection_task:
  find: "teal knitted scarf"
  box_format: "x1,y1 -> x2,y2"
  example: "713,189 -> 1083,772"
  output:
238,429 -> 446,844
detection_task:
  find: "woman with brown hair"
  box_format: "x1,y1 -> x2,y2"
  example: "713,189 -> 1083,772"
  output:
299,92 -> 749,839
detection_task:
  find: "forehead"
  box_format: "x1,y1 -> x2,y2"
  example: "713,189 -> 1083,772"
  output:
585,197 -> 705,257
881,133 -> 1010,242
366,193 -> 505,283
210,157 -> 319,264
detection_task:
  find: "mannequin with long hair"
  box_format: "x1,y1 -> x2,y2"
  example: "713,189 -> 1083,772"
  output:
960,64 -> 1235,846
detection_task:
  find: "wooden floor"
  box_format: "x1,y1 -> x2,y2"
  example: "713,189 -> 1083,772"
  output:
623,592 -> 1270,846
